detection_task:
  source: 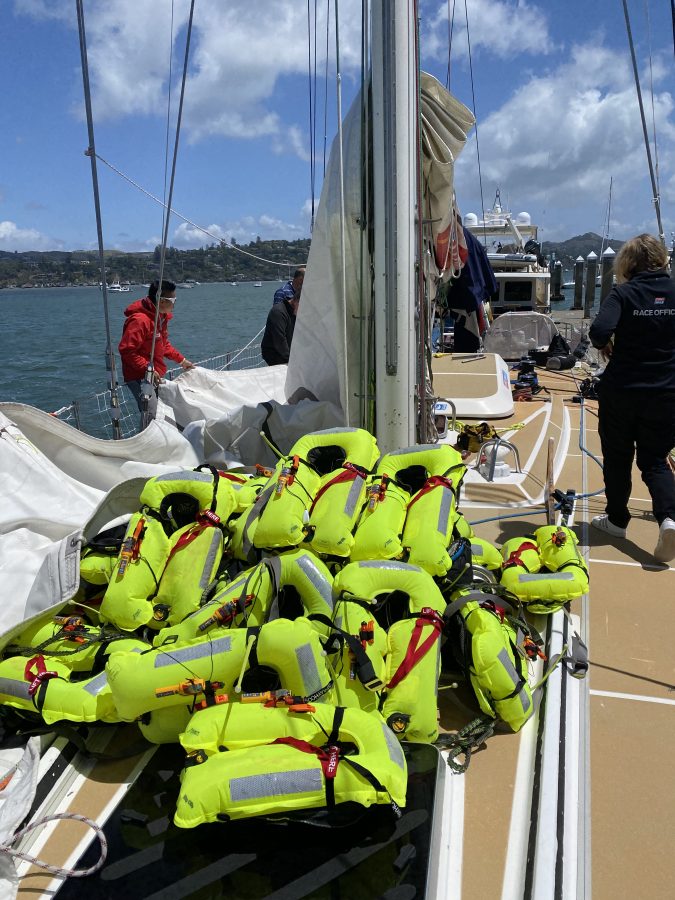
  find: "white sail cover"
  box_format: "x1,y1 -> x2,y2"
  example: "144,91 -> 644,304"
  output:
286,72 -> 474,425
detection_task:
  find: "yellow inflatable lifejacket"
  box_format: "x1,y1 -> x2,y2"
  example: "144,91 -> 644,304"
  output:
157,549 -> 334,644
174,704 -> 407,826
333,560 -> 446,615
148,521 -> 224,628
140,467 -> 237,526
0,654 -> 123,725
99,513 -> 170,631
444,589 -> 535,733
381,608 -> 444,742
331,561 -> 445,740
253,429 -> 378,551
470,537 -> 503,571
499,529 -> 589,612
108,616 -> 334,721
400,445 -> 466,576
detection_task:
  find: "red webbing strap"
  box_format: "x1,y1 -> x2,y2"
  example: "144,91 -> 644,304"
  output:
271,736 -> 340,780
502,540 -> 538,572
216,470 -> 248,485
385,609 -> 444,691
163,520 -> 213,567
308,463 -> 365,515
24,655 -> 59,697
406,475 -> 454,512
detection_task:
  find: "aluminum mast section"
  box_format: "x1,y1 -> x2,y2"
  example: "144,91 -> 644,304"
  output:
371,0 -> 417,450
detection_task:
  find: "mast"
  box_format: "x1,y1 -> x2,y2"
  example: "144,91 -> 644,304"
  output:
371,0 -> 417,450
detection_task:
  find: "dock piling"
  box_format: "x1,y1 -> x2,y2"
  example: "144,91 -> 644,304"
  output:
600,247 -> 615,304
583,252 -> 597,318
573,256 -> 584,310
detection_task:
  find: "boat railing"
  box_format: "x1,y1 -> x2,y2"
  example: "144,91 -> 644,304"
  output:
53,338 -> 264,440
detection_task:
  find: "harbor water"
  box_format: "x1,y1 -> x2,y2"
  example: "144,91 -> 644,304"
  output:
0,281 -> 275,414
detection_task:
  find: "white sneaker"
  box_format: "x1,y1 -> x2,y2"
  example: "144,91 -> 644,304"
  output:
591,515 -> 627,539
654,517 -> 675,564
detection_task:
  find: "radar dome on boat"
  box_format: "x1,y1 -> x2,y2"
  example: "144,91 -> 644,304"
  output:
515,212 -> 531,225
463,213 -> 479,227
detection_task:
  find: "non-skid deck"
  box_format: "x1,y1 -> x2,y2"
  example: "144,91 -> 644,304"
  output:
437,366 -> 675,899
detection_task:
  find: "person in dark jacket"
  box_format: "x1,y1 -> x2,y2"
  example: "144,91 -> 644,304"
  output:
273,266 -> 305,305
118,279 -> 194,420
589,233 -> 675,562
261,288 -> 299,366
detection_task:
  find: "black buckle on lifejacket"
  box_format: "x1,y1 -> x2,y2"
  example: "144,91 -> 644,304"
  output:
184,749 -> 208,767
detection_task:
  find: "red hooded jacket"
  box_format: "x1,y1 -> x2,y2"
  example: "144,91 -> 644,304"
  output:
118,297 -> 184,382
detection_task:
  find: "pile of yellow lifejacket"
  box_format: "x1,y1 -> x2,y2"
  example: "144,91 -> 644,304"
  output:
0,431 -> 590,827
499,525 -> 589,613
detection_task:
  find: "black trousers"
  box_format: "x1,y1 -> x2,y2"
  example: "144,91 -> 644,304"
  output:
597,385 -> 675,528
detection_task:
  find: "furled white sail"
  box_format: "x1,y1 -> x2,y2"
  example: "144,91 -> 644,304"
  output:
286,72 -> 474,425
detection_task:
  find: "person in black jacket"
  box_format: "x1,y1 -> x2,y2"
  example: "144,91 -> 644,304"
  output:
261,290 -> 299,366
589,233 -> 675,563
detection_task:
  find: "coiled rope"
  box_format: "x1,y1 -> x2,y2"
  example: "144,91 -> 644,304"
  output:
0,812 -> 107,880
436,715 -> 496,774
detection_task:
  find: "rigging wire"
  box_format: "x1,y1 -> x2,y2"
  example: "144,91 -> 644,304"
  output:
642,0 -> 660,199
334,0 -> 350,425
445,0 -> 457,90
142,0 -> 197,429
74,0 -> 122,440
307,1 -> 317,232
463,0 -> 487,234
323,0 -> 331,177
90,151 -> 306,269
621,0 -> 665,245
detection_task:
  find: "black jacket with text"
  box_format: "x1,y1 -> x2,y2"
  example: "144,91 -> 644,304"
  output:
589,268 -> 675,390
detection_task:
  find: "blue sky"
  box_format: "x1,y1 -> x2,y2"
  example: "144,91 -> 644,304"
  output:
1,0 -> 673,252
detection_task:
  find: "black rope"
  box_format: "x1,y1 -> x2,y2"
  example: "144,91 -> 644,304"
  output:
436,715 -> 496,773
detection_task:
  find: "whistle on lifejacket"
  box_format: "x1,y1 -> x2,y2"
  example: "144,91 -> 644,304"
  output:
367,474 -> 389,511
276,455 -> 300,495
155,678 -> 223,699
198,594 -> 254,632
118,517 -> 146,576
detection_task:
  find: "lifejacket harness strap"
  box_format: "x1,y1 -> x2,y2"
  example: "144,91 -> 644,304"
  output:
385,609 -> 444,691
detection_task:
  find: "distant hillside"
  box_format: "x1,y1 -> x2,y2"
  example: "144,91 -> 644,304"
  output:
542,232 -> 623,268
0,232 -> 628,288
0,239 -> 311,289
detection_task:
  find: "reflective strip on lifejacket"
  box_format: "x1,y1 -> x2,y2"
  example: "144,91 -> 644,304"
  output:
0,678 -> 32,700
496,648 -> 531,714
344,476 -> 365,518
229,768 -> 323,802
296,556 -> 334,611
82,671 -> 109,696
295,642 -> 324,696
437,489 -> 453,535
517,572 -> 576,582
387,444 -> 446,457
153,471 -> 213,483
381,722 -> 406,770
358,561 -> 421,572
198,529 -> 223,591
154,636 -> 232,667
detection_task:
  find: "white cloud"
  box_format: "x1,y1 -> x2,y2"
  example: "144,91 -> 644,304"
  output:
455,42 -> 675,239
423,0 -> 554,61
170,214 -> 306,249
0,220 -> 57,251
19,0 -> 363,159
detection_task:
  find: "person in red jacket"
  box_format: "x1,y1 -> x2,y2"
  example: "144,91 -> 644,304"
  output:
118,279 -> 194,420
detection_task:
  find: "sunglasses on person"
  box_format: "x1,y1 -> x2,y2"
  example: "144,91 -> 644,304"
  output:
160,296 -> 176,304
